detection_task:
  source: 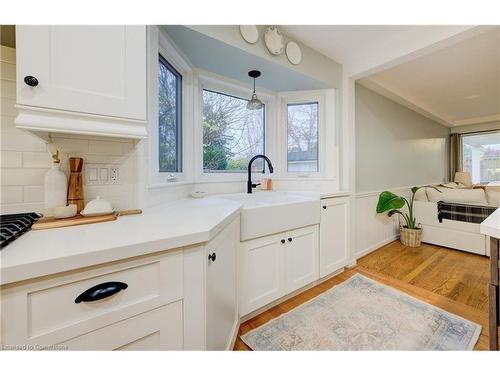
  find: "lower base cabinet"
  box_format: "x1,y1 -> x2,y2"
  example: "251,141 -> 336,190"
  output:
320,197 -> 349,278
239,225 -> 319,317
1,217 -> 240,351
62,302 -> 183,350
205,217 -> 239,350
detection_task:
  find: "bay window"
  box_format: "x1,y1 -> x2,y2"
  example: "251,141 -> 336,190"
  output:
287,102 -> 319,173
158,54 -> 182,173
202,89 -> 266,173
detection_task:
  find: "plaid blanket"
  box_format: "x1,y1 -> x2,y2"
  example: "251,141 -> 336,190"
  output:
437,201 -> 496,224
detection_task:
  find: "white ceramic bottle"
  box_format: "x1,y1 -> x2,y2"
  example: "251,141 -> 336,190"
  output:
44,150 -> 68,217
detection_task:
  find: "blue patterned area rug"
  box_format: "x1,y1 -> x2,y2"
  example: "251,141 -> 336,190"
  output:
241,274 -> 481,350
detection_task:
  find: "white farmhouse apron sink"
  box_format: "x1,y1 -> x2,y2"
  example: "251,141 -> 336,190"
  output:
220,192 -> 320,241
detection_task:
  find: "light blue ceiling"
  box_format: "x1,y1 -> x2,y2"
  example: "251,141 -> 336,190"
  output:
160,25 -> 328,92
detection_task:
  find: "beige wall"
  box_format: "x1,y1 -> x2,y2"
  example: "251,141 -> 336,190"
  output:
355,83 -> 450,193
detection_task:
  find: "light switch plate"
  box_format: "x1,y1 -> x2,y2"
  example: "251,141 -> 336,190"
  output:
85,164 -> 120,185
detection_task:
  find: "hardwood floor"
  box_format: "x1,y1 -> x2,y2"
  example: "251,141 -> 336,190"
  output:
234,241 -> 490,350
358,241 -> 490,312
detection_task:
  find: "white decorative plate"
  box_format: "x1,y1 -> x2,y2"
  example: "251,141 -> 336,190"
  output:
286,41 -> 302,65
264,26 -> 285,55
239,25 -> 259,44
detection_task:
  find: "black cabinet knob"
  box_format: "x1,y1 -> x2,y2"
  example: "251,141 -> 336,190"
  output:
24,76 -> 39,87
288,237 -> 292,242
281,239 -> 285,244
323,205 -> 327,209
208,252 -> 216,262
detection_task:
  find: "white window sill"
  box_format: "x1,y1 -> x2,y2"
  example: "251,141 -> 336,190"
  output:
147,180 -> 194,189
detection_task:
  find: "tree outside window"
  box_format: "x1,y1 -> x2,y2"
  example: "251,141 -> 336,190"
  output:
202,90 -> 265,172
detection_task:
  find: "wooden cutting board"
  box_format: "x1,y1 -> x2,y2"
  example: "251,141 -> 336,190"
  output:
32,209 -> 142,230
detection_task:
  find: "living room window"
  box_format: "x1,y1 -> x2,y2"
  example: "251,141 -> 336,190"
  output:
461,131 -> 500,184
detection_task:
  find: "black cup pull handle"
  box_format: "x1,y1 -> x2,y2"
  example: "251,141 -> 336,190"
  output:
74,281 -> 128,303
208,252 -> 216,262
24,76 -> 39,87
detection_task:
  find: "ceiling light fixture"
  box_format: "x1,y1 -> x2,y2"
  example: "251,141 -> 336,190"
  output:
247,70 -> 263,110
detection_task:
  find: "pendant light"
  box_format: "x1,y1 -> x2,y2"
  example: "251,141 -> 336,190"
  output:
247,70 -> 263,110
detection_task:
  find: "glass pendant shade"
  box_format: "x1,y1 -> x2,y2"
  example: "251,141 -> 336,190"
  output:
247,93 -> 263,110
247,70 -> 263,110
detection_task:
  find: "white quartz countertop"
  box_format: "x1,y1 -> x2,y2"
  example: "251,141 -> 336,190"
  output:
480,207 -> 500,239
0,197 -> 242,286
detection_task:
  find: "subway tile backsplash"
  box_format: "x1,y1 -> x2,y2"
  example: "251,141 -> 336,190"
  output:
0,45 -> 139,214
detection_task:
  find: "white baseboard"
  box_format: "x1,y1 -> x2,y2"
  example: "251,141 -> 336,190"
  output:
354,235 -> 399,259
227,318 -> 240,351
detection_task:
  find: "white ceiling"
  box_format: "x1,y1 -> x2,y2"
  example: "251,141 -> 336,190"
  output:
358,27 -> 500,127
282,25 -> 500,127
281,25 -> 475,76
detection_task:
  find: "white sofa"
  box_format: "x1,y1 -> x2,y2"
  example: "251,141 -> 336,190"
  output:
414,184 -> 499,256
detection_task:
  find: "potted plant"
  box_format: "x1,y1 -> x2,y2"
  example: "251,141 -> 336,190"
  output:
376,186 -> 440,247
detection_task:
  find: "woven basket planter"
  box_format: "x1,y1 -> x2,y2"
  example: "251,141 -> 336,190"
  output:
399,226 -> 422,247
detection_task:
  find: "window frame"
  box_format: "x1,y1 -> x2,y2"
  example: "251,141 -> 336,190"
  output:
148,26 -> 194,187
194,72 -> 275,183
279,90 -> 332,180
158,53 -> 183,174
460,130 -> 500,184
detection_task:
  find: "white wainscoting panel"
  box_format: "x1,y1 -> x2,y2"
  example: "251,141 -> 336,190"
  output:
354,187 -> 411,259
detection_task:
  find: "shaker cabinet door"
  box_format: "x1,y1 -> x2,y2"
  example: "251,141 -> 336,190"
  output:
285,225 -> 319,294
239,233 -> 286,316
16,25 -> 146,120
206,218 -> 239,350
320,198 -> 349,278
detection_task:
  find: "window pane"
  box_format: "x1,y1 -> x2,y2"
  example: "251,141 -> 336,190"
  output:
202,90 -> 265,172
158,55 -> 182,173
462,131 -> 500,184
287,102 -> 319,172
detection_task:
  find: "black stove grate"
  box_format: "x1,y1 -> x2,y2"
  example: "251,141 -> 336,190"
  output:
0,212 -> 42,249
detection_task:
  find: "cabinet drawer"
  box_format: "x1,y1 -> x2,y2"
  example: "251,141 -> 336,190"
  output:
61,302 -> 183,350
1,250 -> 183,346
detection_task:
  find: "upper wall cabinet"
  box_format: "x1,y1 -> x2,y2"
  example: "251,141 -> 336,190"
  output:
15,26 -> 147,139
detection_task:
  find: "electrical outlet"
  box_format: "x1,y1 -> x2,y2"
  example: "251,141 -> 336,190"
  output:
110,167 -> 119,182
85,164 -> 120,185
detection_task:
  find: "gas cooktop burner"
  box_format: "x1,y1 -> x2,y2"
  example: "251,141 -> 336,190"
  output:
0,212 -> 42,249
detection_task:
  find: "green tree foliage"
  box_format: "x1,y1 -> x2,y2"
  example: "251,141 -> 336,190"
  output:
202,90 -> 264,172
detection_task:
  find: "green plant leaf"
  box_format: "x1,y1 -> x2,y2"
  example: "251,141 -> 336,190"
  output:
387,209 -> 401,217
376,191 -> 405,213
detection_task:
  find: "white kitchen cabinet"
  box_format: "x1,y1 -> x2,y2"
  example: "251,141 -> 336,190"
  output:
285,225 -> 319,294
62,302 -> 183,350
1,217 -> 241,351
205,217 -> 239,350
15,25 -> 147,139
320,197 -> 349,278
239,233 -> 285,316
239,225 -> 319,317
183,217 -> 240,350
